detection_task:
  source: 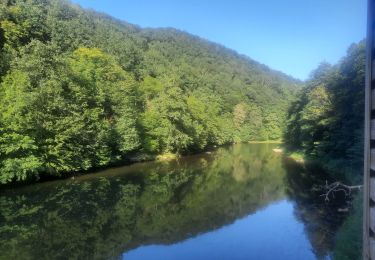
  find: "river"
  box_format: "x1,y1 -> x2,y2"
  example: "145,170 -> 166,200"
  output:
0,143 -> 351,259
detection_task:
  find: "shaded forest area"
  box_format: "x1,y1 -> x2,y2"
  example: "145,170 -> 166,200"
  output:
284,41 -> 365,184
0,0 -> 300,184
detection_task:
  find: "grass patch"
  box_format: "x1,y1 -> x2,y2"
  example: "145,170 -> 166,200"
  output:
156,152 -> 179,161
286,151 -> 305,163
248,140 -> 283,144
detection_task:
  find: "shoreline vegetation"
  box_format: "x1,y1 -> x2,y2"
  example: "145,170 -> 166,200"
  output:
285,151 -> 305,163
0,141 -> 280,187
248,140 -> 282,144
0,140 -> 306,189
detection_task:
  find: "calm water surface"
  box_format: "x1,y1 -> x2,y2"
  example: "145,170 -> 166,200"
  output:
0,144 -> 348,259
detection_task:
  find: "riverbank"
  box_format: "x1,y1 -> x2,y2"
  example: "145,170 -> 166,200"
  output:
2,141 -> 283,187
285,151 -> 305,163
248,140 -> 283,144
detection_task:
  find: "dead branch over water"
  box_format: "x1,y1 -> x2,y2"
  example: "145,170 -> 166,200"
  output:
320,181 -> 362,202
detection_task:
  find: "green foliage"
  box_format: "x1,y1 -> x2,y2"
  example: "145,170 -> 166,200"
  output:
142,85 -> 193,153
284,41 -> 365,181
0,0 -> 300,183
0,42 -> 139,182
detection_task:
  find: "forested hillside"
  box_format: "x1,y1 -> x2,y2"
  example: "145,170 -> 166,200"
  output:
0,0 -> 300,184
284,41 -> 365,183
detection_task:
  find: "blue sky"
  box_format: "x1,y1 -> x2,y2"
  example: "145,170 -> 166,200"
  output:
72,0 -> 366,80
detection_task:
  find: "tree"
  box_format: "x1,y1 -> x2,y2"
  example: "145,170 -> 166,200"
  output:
0,43 -> 140,183
142,85 -> 193,153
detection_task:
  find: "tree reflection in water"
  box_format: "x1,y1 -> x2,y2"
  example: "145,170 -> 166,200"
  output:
0,144 -> 351,259
283,158 -> 352,259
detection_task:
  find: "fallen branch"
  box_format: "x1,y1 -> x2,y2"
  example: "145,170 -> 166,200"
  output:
320,180 -> 362,202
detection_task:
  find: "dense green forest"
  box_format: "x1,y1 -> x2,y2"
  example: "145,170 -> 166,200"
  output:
284,41 -> 365,183
0,0 -> 300,184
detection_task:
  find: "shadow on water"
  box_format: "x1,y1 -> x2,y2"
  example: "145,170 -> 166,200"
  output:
282,158 -> 352,259
0,143 -> 352,259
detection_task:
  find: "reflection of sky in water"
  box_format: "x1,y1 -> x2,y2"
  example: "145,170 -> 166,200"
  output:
123,200 -> 315,260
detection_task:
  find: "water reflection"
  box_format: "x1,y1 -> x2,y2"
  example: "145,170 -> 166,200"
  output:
0,144 -> 347,259
283,158 -> 349,259
124,200 -> 315,260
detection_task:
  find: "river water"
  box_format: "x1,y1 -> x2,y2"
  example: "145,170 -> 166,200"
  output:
0,143 -> 350,259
